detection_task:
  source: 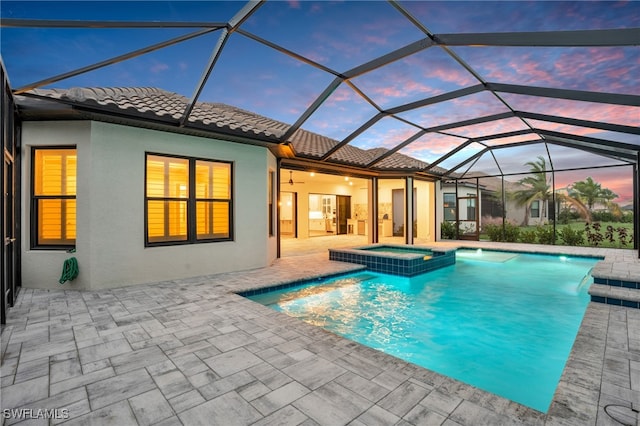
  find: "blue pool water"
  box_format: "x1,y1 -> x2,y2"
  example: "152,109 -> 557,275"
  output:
247,250 -> 601,412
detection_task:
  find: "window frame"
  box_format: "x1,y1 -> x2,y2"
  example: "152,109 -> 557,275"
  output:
530,200 -> 540,218
30,145 -> 77,250
144,152 -> 234,247
443,192 -> 457,221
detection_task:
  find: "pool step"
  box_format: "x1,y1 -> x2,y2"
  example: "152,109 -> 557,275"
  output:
589,277 -> 640,309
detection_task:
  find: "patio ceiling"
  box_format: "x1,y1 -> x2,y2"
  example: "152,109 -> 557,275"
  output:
1,1 -> 639,178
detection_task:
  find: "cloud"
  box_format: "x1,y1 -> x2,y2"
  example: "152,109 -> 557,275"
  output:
149,62 -> 169,74
500,93 -> 639,127
449,117 -> 529,138
401,133 -> 467,158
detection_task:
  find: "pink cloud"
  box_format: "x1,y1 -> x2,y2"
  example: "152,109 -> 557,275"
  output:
401,133 -> 468,157
287,0 -> 300,9
501,93 -> 639,127
460,46 -> 638,95
449,117 -> 529,138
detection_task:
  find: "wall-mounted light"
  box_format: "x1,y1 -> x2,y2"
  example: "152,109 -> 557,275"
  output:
349,182 -> 353,186
310,172 -> 315,177
344,176 -> 349,181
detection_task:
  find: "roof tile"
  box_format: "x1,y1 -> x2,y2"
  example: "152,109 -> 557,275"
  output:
28,86 -> 444,174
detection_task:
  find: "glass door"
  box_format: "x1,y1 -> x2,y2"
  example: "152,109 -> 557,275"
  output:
280,192 -> 296,238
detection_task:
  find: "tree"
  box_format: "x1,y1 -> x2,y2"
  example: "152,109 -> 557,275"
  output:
512,156 -> 552,226
512,156 -> 590,225
571,177 -> 618,212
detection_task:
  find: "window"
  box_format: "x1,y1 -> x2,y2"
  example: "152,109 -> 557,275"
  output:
466,197 -> 476,220
443,193 -> 456,221
531,200 -> 540,218
145,153 -> 232,245
32,147 -> 77,248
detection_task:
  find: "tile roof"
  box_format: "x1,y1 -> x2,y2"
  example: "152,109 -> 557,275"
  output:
25,87 -> 446,174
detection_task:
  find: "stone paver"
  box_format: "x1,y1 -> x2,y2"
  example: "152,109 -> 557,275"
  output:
0,241 -> 638,425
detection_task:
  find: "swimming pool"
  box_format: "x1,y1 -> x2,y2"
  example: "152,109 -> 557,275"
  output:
246,250 -> 601,412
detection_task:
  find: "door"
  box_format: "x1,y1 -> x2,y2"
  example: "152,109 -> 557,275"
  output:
280,191 -> 297,238
457,195 -> 479,240
336,195 -> 351,235
392,189 -> 404,236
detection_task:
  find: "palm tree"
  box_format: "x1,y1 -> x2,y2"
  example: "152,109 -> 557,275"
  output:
512,156 -> 591,225
571,177 -> 602,211
571,177 -> 619,215
512,156 -> 552,226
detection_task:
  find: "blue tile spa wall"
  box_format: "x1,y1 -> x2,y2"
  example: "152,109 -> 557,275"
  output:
329,248 -> 455,277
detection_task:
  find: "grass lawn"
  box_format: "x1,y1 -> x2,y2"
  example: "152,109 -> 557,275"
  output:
479,221 -> 634,249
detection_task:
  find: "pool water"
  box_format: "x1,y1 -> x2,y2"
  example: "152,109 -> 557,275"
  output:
248,251 -> 600,412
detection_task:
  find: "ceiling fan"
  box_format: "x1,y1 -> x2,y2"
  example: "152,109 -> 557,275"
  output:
281,171 -> 305,186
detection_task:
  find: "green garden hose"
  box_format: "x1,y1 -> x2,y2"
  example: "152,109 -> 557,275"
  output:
59,257 -> 79,284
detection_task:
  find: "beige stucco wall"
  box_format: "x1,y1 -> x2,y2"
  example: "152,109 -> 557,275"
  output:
21,120 -> 277,290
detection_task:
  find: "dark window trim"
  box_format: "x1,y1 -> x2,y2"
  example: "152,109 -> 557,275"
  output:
144,152 -> 234,247
30,145 -> 77,250
531,200 -> 540,218
443,192 -> 457,222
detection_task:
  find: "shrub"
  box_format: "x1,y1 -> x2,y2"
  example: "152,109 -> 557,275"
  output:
617,227 -> 630,246
503,222 -> 520,242
585,222 -> 604,246
557,209 -> 581,225
536,226 -> 556,245
559,226 -> 584,246
604,225 -> 615,244
484,223 -> 503,242
484,222 -> 520,242
591,211 -> 615,222
520,230 -> 537,244
621,211 -> 634,223
441,221 -> 457,239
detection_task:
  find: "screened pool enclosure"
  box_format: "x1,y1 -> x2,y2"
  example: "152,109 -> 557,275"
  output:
1,0 -> 639,255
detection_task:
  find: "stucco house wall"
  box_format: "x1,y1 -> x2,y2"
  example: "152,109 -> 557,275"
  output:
21,120 -> 277,290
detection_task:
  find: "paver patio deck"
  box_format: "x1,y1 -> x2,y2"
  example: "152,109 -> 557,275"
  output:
1,240 -> 639,425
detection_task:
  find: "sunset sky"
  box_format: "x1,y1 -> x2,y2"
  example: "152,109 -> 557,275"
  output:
1,1 -> 638,203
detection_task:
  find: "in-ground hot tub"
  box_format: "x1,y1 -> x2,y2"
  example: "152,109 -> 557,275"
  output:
329,244 -> 455,276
